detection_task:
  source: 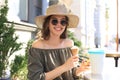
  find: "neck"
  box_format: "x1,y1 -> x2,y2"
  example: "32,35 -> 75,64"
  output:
44,37 -> 64,49
48,37 -> 62,45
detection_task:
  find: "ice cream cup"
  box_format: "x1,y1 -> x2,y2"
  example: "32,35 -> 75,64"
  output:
71,46 -> 79,56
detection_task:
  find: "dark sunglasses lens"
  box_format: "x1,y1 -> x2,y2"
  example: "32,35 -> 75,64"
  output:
51,19 -> 67,26
51,19 -> 58,25
61,20 -> 67,26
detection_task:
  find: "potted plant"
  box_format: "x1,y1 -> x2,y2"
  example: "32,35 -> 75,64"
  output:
0,0 -> 22,79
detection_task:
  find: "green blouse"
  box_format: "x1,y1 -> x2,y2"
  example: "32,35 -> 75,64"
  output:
27,47 -> 78,80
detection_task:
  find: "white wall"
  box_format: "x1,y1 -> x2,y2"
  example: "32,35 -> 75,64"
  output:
7,0 -> 20,21
9,22 -> 37,62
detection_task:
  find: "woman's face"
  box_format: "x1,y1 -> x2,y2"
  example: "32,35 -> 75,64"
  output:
49,15 -> 68,37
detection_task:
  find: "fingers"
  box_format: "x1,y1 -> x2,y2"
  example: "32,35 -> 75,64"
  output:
63,56 -> 79,71
71,56 -> 79,67
72,56 -> 79,62
81,59 -> 90,66
78,59 -> 91,72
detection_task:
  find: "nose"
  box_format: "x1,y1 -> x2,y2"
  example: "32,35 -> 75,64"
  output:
56,20 -> 62,26
57,21 -> 62,26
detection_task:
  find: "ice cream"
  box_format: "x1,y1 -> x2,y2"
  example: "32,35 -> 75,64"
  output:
71,46 -> 79,56
71,46 -> 80,67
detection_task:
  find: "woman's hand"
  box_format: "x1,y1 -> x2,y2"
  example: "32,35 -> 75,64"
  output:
45,56 -> 79,80
76,59 -> 90,76
62,56 -> 79,71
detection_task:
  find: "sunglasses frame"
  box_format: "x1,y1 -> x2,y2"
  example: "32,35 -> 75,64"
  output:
51,19 -> 68,26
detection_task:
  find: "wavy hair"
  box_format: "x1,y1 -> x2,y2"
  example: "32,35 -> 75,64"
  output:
36,15 -> 69,40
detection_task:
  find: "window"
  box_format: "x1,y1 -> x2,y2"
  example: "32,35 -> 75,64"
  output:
19,0 -> 28,22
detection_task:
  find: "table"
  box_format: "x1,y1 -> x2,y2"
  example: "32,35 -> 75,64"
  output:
84,72 -> 120,80
106,52 -> 120,67
83,52 -> 120,80
84,68 -> 120,80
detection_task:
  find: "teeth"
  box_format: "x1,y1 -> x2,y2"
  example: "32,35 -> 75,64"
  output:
54,27 -> 62,31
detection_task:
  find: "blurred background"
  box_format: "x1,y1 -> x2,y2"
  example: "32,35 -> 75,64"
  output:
1,0 -> 119,52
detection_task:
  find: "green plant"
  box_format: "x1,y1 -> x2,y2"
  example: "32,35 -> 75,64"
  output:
10,55 -> 25,76
67,30 -> 83,53
10,55 -> 27,80
10,40 -> 33,80
67,30 -> 89,61
68,30 -> 82,47
0,0 -> 22,78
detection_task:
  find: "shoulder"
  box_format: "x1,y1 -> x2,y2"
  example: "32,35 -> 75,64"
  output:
32,39 -> 44,48
63,38 -> 74,47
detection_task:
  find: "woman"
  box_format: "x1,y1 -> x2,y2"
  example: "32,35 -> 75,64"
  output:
27,4 -> 89,80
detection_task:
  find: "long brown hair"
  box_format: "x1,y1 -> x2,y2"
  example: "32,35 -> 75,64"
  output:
37,15 -> 69,40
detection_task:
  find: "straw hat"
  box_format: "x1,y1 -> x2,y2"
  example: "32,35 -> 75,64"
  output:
35,4 -> 79,28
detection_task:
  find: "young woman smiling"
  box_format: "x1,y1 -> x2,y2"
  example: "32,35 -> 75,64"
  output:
27,4 -> 89,80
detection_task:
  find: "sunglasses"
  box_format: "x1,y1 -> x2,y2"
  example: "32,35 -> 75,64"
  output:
51,19 -> 68,26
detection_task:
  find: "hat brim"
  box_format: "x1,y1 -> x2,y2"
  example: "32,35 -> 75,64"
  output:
35,14 -> 79,29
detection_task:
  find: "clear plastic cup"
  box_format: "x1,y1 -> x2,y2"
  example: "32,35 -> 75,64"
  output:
88,48 -> 105,75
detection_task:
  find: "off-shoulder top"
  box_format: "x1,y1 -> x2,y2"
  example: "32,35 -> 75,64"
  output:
27,47 -> 77,80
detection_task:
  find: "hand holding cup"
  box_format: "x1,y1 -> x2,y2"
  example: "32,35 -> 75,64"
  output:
71,46 -> 80,67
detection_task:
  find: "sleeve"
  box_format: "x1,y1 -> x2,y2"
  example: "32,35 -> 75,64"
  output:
27,48 -> 46,80
72,68 -> 80,80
